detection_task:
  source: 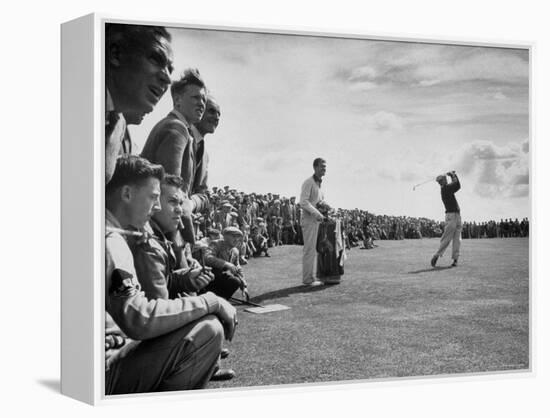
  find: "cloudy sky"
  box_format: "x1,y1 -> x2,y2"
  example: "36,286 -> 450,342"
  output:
129,27 -> 530,222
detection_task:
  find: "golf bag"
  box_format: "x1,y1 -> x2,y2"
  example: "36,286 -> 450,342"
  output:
316,219 -> 344,284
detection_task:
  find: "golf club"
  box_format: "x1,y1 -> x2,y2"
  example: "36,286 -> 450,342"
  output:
412,178 -> 434,191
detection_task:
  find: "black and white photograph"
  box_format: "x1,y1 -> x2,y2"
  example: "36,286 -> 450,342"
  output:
6,0 -> 549,416
104,21 -> 529,396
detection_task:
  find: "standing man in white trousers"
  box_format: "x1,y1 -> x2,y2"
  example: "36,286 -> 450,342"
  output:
431,171 -> 462,268
300,158 -> 327,286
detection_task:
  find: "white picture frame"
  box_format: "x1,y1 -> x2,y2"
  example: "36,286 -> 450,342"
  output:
61,13 -> 532,406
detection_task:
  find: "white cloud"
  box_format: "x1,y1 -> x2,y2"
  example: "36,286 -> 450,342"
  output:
452,139 -> 529,198
345,44 -> 528,92
366,111 -> 404,131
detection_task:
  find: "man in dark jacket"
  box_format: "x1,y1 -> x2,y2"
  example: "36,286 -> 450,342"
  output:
431,171 -> 462,267
105,24 -> 173,184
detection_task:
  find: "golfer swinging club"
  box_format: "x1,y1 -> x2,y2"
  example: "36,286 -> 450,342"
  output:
431,171 -> 462,268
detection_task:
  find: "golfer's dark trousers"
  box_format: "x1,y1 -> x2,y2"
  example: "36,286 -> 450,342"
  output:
202,268 -> 241,299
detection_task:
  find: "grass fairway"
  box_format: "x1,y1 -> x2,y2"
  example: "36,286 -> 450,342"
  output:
210,237 -> 529,389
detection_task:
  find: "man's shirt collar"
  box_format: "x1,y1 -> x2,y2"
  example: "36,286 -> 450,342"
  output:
190,125 -> 204,144
313,174 -> 323,185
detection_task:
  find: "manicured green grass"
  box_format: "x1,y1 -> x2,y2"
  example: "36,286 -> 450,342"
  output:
210,237 -> 529,389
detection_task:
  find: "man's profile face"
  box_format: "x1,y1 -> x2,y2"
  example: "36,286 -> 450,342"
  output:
110,33 -> 174,114
195,99 -> 221,134
314,161 -> 327,178
126,177 -> 161,229
153,184 -> 185,233
176,84 -> 206,124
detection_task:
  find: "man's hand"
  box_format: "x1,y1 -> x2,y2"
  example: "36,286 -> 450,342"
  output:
188,267 -> 214,290
189,258 -> 202,270
215,297 -> 237,341
105,334 -> 125,351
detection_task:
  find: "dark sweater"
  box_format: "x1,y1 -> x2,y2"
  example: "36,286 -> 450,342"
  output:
441,175 -> 461,213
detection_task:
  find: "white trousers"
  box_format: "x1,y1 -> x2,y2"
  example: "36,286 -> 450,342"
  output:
435,212 -> 462,260
302,221 -> 320,284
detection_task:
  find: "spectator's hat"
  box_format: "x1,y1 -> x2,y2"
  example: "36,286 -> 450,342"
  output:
256,217 -> 264,222
223,226 -> 243,237
436,174 -> 446,183
222,202 -> 234,209
207,228 -> 221,237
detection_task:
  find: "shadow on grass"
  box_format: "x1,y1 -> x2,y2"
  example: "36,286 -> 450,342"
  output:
407,266 -> 454,274
251,284 -> 328,303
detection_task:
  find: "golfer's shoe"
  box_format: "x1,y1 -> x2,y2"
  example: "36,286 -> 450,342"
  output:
451,259 -> 458,267
430,255 -> 438,267
211,367 -> 235,381
308,280 -> 323,287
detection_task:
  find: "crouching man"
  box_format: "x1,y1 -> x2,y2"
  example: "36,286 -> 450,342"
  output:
105,155 -> 237,394
202,227 -> 248,300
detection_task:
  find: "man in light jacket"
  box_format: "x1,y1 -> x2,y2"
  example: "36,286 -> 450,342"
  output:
299,158 -> 327,286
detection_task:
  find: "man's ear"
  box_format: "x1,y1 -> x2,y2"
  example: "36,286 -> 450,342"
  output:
108,42 -> 122,68
121,185 -> 132,203
172,94 -> 180,109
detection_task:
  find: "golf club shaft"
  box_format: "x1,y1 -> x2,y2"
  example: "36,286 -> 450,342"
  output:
413,178 -> 433,189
